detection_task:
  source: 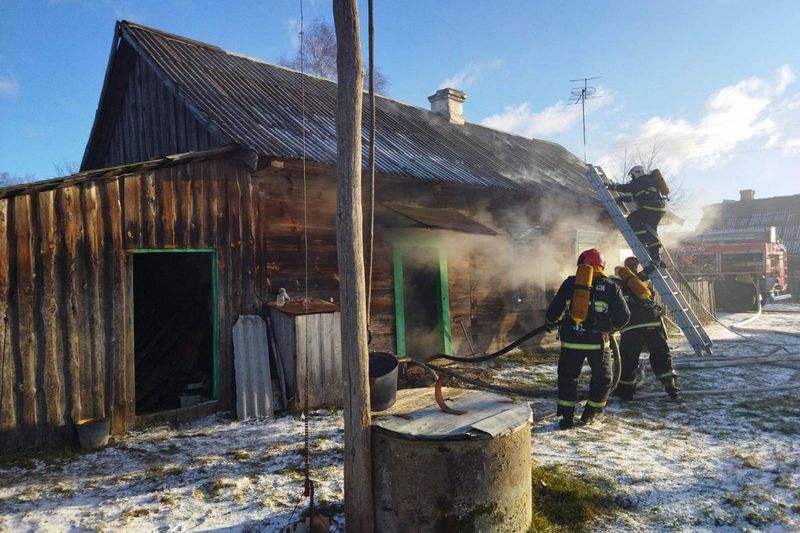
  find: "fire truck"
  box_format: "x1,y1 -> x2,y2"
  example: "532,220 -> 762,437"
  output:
674,227 -> 791,311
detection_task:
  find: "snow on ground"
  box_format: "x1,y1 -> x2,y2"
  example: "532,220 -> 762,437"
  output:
1,308 -> 799,532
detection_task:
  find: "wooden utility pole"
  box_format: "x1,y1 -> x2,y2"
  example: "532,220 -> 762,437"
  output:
333,1 -> 374,531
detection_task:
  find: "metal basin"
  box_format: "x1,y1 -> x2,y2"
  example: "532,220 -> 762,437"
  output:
369,352 -> 399,411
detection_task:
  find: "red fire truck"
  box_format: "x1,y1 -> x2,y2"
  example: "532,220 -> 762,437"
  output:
674,227 -> 791,311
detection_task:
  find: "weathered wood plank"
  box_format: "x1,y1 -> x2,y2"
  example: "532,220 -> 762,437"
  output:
104,180 -> 129,433
158,169 -> 177,246
143,171 -> 157,247
123,173 -> 143,248
59,187 -> 85,425
83,182 -> 106,419
14,195 -> 40,446
0,199 -> 17,447
37,190 -> 66,441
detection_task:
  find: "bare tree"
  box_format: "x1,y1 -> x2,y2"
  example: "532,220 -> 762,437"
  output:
52,160 -> 79,177
0,171 -> 37,187
281,19 -> 388,94
608,142 -> 689,219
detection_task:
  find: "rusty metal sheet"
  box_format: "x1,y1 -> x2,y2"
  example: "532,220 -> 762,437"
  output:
232,315 -> 274,420
384,202 -> 498,236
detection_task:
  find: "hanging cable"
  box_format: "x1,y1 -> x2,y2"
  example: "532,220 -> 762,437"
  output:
365,0 -> 376,331
298,0 -> 314,514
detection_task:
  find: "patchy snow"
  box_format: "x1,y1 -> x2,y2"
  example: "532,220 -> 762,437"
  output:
1,309 -> 799,531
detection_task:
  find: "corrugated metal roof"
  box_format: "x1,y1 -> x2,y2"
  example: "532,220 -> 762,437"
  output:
698,194 -> 800,255
117,21 -> 594,198
0,145 -> 244,200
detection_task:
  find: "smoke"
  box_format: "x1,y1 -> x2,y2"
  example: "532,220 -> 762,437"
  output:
389,194 -> 619,302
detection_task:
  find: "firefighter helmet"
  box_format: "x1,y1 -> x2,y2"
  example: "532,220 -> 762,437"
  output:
628,165 -> 646,179
624,256 -> 640,272
577,248 -> 605,268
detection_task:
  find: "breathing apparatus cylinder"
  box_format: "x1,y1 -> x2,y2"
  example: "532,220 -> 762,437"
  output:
618,266 -> 652,301
570,264 -> 594,324
652,168 -> 670,195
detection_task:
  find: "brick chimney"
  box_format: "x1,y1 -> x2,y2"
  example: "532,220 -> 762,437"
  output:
739,189 -> 755,202
428,88 -> 467,125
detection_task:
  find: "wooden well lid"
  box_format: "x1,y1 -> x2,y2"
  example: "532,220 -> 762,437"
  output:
371,387 -> 532,441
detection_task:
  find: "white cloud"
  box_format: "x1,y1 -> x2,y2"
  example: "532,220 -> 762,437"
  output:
604,65 -> 797,172
480,86 -> 610,138
0,75 -> 19,97
439,59 -> 502,90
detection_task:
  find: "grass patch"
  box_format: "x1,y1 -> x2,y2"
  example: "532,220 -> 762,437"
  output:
723,493 -> 746,508
122,507 -> 150,519
227,449 -> 252,461
159,494 -> 179,506
529,465 -> 617,532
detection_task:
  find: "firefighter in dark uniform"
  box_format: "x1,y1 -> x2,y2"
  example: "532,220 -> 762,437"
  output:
613,256 -> 679,400
546,249 -> 630,429
608,166 -> 669,266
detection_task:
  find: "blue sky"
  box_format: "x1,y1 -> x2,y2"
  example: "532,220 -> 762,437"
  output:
2,0 -> 800,226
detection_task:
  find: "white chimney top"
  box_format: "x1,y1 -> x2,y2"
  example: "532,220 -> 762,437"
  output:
428,88 -> 467,125
739,189 -> 755,201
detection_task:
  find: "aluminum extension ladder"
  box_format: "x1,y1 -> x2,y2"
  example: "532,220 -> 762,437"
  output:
586,164 -> 713,356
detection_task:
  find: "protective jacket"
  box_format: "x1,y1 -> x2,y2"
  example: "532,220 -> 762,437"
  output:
615,276 -> 664,334
612,173 -> 666,212
546,272 -> 630,349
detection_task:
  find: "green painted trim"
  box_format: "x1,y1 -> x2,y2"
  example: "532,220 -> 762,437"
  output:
129,248 -> 220,401
392,247 -> 406,356
130,248 -> 216,253
391,240 -> 452,357
438,248 -> 452,355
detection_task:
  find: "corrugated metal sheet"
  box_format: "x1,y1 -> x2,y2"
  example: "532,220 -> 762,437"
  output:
115,22 -> 594,198
384,202 -> 499,235
232,315 -> 273,420
699,194 -> 800,255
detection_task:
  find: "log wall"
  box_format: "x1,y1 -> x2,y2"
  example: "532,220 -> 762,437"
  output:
0,155 -> 560,452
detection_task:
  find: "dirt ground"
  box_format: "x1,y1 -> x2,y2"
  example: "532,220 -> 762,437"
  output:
1,307 -> 799,532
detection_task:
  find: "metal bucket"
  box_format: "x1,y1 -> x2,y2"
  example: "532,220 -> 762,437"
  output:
369,352 -> 399,411
75,417 -> 110,450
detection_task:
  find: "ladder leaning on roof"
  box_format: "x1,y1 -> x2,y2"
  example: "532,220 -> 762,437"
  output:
586,164 -> 713,356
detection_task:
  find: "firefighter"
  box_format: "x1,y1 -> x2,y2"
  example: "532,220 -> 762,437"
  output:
545,249 -> 630,429
613,256 -> 679,400
608,166 -> 669,267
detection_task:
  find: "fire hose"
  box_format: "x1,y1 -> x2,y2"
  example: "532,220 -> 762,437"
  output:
403,324 -> 623,413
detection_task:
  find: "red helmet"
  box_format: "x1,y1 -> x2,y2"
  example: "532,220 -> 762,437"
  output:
577,248 -> 605,268
624,256 -> 640,271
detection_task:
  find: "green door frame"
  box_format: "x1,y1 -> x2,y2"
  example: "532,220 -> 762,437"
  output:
392,240 -> 452,357
129,248 -> 220,400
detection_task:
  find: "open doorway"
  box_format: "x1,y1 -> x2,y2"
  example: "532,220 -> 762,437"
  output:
393,244 -> 451,358
132,251 -> 217,414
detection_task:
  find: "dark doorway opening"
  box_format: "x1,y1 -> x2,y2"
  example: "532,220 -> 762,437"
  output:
402,246 -> 444,358
133,252 -> 215,414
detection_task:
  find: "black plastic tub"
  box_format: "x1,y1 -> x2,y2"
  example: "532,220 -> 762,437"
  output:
369,352 -> 399,411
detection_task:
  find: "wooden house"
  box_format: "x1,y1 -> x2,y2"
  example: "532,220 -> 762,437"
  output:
0,21 -> 613,452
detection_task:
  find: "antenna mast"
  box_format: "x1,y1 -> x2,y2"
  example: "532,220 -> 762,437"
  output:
569,76 -> 602,162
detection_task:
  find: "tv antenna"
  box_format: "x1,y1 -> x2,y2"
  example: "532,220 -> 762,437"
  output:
570,76 -> 602,162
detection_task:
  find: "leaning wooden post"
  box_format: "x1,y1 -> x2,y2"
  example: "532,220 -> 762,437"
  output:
333,0 -> 374,531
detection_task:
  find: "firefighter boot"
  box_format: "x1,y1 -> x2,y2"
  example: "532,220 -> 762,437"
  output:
580,405 -> 602,426
613,384 -> 635,401
557,405 -> 575,430
661,377 -> 680,400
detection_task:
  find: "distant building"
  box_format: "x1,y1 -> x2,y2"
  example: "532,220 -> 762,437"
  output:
694,189 -> 800,301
